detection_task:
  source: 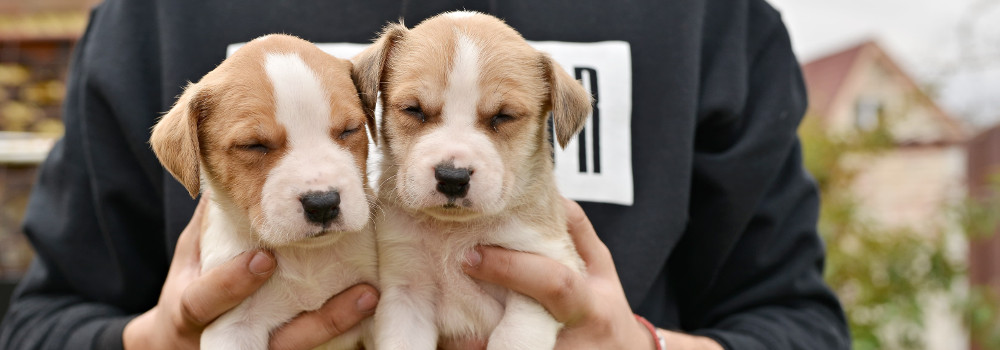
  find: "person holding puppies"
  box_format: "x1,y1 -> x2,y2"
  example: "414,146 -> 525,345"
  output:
1,1 -> 849,349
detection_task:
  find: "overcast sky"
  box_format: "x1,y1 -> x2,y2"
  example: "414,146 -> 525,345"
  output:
765,0 -> 1000,128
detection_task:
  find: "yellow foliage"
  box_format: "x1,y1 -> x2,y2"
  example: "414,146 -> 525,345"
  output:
0,101 -> 41,132
32,118 -> 64,136
0,64 -> 31,87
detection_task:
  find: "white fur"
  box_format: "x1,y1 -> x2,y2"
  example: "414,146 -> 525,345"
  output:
443,34 -> 481,114
375,207 -> 579,349
196,50 -> 376,350
258,53 -> 370,246
374,28 -> 582,349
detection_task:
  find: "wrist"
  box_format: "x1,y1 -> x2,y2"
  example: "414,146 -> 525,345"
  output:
123,308 -> 177,350
634,315 -> 664,350
122,311 -> 151,349
659,329 -> 725,350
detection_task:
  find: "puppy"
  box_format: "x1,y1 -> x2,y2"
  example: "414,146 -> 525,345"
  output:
352,12 -> 592,349
150,34 -> 377,350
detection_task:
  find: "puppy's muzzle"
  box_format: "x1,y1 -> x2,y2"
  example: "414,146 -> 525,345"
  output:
435,163 -> 472,199
300,190 -> 340,226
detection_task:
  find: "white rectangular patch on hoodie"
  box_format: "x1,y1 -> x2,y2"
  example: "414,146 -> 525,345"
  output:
531,41 -> 634,206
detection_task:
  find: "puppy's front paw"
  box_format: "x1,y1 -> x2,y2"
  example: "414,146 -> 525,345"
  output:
487,293 -> 560,350
487,318 -> 559,350
201,319 -> 269,350
313,319 -> 367,350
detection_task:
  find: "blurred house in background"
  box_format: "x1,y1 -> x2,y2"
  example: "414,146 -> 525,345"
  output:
0,0 -> 98,317
803,40 -> 967,231
801,40 -> 971,350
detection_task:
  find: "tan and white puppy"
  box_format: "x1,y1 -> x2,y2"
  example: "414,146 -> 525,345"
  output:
150,34 -> 377,350
353,12 -> 592,350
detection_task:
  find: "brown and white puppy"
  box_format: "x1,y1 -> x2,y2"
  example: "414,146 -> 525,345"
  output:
150,34 -> 377,350
353,12 -> 592,349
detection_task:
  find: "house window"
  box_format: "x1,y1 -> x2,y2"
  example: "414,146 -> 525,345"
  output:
855,97 -> 883,131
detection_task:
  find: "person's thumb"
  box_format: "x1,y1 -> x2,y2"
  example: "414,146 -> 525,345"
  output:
177,250 -> 276,330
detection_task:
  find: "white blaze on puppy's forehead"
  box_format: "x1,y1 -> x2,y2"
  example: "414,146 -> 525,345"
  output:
264,53 -> 331,143
398,30 -> 509,214
442,33 -> 481,127
258,52 -> 369,240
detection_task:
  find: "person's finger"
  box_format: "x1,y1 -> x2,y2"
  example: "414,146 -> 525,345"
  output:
463,247 -> 589,324
269,284 -> 379,350
176,250 -> 276,330
562,197 -> 615,276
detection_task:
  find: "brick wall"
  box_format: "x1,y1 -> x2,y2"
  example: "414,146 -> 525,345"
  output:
0,5 -> 82,283
0,39 -> 74,134
0,164 -> 36,280
0,38 -> 75,281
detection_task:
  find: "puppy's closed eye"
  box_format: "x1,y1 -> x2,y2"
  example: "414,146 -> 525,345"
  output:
237,142 -> 272,153
403,105 -> 427,123
339,126 -> 360,140
489,113 -> 515,131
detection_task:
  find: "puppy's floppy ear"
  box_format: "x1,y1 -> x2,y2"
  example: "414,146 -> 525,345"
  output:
343,60 -> 380,146
543,54 -> 593,148
351,22 -> 408,143
150,84 -> 212,198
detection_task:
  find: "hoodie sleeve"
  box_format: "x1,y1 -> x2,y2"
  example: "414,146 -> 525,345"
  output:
0,1 -> 170,349
667,1 -> 851,349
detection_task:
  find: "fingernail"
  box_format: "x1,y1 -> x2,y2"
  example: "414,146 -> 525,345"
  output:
356,291 -> 378,313
464,249 -> 482,267
249,251 -> 275,275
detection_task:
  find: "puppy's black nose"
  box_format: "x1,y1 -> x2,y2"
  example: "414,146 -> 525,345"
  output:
434,164 -> 471,198
300,190 -> 340,225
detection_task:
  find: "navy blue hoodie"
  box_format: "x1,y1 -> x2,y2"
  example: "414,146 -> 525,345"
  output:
1,1 -> 849,349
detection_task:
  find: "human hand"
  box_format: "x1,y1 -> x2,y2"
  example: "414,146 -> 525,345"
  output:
462,198 -> 722,350
122,197 -> 379,350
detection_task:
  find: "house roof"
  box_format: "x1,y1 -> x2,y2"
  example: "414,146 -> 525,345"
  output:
801,42 -> 868,119
801,40 -> 965,144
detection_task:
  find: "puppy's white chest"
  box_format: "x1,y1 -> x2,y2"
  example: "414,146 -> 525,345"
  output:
275,241 -> 373,310
432,235 -> 508,337
379,208 -> 562,338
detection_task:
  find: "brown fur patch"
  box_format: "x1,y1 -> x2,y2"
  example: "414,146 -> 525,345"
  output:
352,23 -> 407,144
150,84 -> 208,197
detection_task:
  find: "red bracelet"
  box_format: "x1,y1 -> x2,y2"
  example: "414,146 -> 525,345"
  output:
635,314 -> 665,350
